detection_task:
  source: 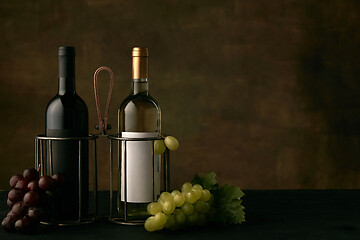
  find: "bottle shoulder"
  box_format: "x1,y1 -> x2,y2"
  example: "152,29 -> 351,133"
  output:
118,93 -> 161,132
119,93 -> 160,110
46,94 -> 88,115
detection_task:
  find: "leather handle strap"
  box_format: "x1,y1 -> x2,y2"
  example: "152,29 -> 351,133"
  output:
93,66 -> 114,134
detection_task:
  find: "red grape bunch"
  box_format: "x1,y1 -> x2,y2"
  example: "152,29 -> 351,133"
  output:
1,168 -> 65,233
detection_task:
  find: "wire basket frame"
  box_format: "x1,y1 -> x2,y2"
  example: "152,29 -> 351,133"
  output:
108,134 -> 170,225
35,135 -> 98,226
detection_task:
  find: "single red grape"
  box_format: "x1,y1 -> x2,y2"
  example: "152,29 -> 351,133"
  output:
9,175 -> 24,188
8,189 -> 25,202
38,176 -> 54,190
14,217 -> 30,232
1,215 -> 17,232
15,178 -> 29,191
27,180 -> 41,192
7,198 -> 15,208
11,202 -> 27,219
23,168 -> 39,181
51,173 -> 65,185
27,207 -> 42,223
23,191 -> 39,207
7,211 -> 14,217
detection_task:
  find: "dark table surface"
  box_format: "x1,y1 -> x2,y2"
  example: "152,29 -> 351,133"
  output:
1,190 -> 359,240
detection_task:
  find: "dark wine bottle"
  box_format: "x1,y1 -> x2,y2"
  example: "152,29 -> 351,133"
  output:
45,46 -> 89,221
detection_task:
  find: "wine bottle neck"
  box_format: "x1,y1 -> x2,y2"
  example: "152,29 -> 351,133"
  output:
132,79 -> 149,94
132,48 -> 148,79
58,52 -> 76,95
132,47 -> 149,95
58,77 -> 76,95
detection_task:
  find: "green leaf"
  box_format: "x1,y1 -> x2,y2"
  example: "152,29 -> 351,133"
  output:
192,172 -> 218,191
192,174 -> 203,186
191,172 -> 245,224
217,184 -> 245,224
202,172 -> 218,191
219,184 -> 245,202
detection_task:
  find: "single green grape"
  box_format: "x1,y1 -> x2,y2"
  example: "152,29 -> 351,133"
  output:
174,209 -> 186,226
154,212 -> 167,230
164,214 -> 177,230
157,198 -> 164,205
171,190 -> 180,196
154,140 -> 166,154
200,189 -> 211,202
192,188 -> 202,201
181,202 -> 195,215
164,136 -> 179,150
160,191 -> 173,202
144,216 -> 157,232
147,202 -> 162,215
181,182 -> 192,193
186,212 -> 199,226
202,202 -> 210,213
192,184 -> 203,191
194,201 -> 210,213
162,199 -> 175,214
185,190 -> 198,204
193,200 -> 206,213
173,192 -> 185,207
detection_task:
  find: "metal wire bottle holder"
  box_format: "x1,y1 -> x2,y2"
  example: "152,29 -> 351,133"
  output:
35,135 -> 98,226
34,66 -> 169,226
93,66 -> 171,225
108,134 -> 170,225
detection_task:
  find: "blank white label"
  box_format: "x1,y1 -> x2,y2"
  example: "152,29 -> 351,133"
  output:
120,132 -> 160,202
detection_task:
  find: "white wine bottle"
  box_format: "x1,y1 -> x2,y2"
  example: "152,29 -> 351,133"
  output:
118,47 -> 161,220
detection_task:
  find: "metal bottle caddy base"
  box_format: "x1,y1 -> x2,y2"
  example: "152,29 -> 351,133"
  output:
108,134 -> 170,225
35,135 -> 99,226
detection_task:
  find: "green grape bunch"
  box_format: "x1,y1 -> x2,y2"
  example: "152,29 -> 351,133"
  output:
144,172 -> 245,232
144,182 -> 213,231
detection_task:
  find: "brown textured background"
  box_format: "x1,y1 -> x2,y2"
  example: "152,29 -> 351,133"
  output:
1,0 -> 360,190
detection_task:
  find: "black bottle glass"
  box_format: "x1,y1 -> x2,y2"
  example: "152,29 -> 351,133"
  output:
45,46 -> 89,220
